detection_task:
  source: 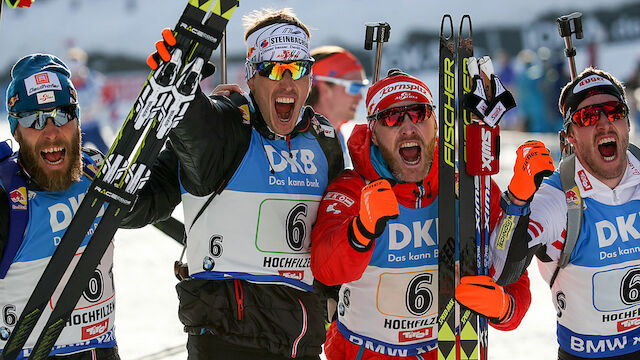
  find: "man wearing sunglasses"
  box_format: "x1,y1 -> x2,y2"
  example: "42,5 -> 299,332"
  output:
497,68 -> 640,359
123,8 -> 343,360
310,69 -> 532,359
306,46 -> 369,168
0,54 -> 120,359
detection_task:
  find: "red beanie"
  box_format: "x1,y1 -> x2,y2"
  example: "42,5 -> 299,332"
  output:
366,70 -> 433,116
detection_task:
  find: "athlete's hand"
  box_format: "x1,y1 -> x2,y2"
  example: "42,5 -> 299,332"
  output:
211,84 -> 245,97
508,140 -> 555,202
350,179 -> 399,246
455,275 -> 514,324
146,28 -> 216,78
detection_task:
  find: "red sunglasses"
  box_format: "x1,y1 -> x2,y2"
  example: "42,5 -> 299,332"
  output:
569,101 -> 628,127
368,103 -> 434,127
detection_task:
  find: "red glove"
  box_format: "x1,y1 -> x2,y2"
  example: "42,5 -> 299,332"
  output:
351,179 -> 399,246
508,140 -> 555,202
455,275 -> 514,324
146,28 -> 177,70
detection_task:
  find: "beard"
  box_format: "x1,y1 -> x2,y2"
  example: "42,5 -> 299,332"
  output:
17,126 -> 83,192
575,128 -> 630,183
379,135 -> 436,183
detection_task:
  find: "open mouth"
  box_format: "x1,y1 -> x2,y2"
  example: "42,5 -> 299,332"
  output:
274,96 -> 295,122
597,137 -> 617,161
399,141 -> 422,165
41,146 -> 66,166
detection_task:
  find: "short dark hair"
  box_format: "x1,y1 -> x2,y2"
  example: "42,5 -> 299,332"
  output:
243,8 -> 310,40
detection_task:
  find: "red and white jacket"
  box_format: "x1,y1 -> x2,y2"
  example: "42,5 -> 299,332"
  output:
311,124 -> 530,360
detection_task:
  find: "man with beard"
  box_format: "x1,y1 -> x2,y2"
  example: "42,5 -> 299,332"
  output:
496,68 -> 640,359
122,8 -> 343,360
306,46 -> 368,168
0,54 -> 119,358
310,69 -> 534,359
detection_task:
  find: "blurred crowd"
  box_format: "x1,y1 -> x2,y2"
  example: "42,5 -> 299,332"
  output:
493,46 -> 640,134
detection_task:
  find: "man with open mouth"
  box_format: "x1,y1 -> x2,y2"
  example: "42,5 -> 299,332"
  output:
310,69 -> 532,359
0,54 -> 120,359
497,68 -> 640,359
123,7 -> 344,360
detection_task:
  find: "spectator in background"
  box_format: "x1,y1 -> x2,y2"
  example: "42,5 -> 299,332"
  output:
66,47 -> 113,154
626,57 -> 640,131
495,50 -> 524,131
306,46 -> 368,168
538,47 -> 568,134
515,49 -> 547,133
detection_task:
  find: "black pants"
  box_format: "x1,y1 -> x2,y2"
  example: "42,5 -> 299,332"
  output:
52,346 -> 120,360
187,333 -> 320,360
559,347 -> 640,360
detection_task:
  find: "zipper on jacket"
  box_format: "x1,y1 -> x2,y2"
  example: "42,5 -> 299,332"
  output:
414,181 -> 425,208
286,135 -> 293,158
291,298 -> 308,358
234,279 -> 244,320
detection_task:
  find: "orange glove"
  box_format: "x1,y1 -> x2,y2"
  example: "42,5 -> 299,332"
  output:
351,179 -> 399,246
146,28 -> 177,70
146,28 -> 216,78
508,140 -> 555,202
455,275 -> 514,324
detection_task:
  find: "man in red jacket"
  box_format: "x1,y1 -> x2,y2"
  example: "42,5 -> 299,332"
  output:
310,69 -> 533,359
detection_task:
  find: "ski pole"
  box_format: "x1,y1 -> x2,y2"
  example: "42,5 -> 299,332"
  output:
220,32 -> 227,84
557,12 -> 583,81
556,12 -> 583,157
364,22 -> 390,83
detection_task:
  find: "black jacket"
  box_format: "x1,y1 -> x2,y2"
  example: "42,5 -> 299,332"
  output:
123,88 -> 343,357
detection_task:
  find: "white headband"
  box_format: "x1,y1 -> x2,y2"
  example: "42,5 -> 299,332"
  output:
245,23 -> 312,81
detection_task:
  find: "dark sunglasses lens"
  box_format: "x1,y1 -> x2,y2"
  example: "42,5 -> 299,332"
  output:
408,105 -> 428,123
15,107 -> 76,130
255,62 -> 275,77
288,61 -> 311,80
572,102 -> 627,126
255,61 -> 312,81
378,104 -> 429,127
607,102 -> 627,121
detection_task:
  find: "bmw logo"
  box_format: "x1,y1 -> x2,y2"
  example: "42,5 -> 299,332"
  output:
338,304 -> 345,316
0,327 -> 10,341
203,256 -> 215,271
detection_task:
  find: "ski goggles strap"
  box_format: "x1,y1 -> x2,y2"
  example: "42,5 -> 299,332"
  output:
251,60 -> 314,81
314,75 -> 369,95
9,105 -> 79,130
568,101 -> 628,127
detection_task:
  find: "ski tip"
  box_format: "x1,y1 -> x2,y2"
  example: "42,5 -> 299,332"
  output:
440,14 -> 454,39
459,14 -> 472,38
